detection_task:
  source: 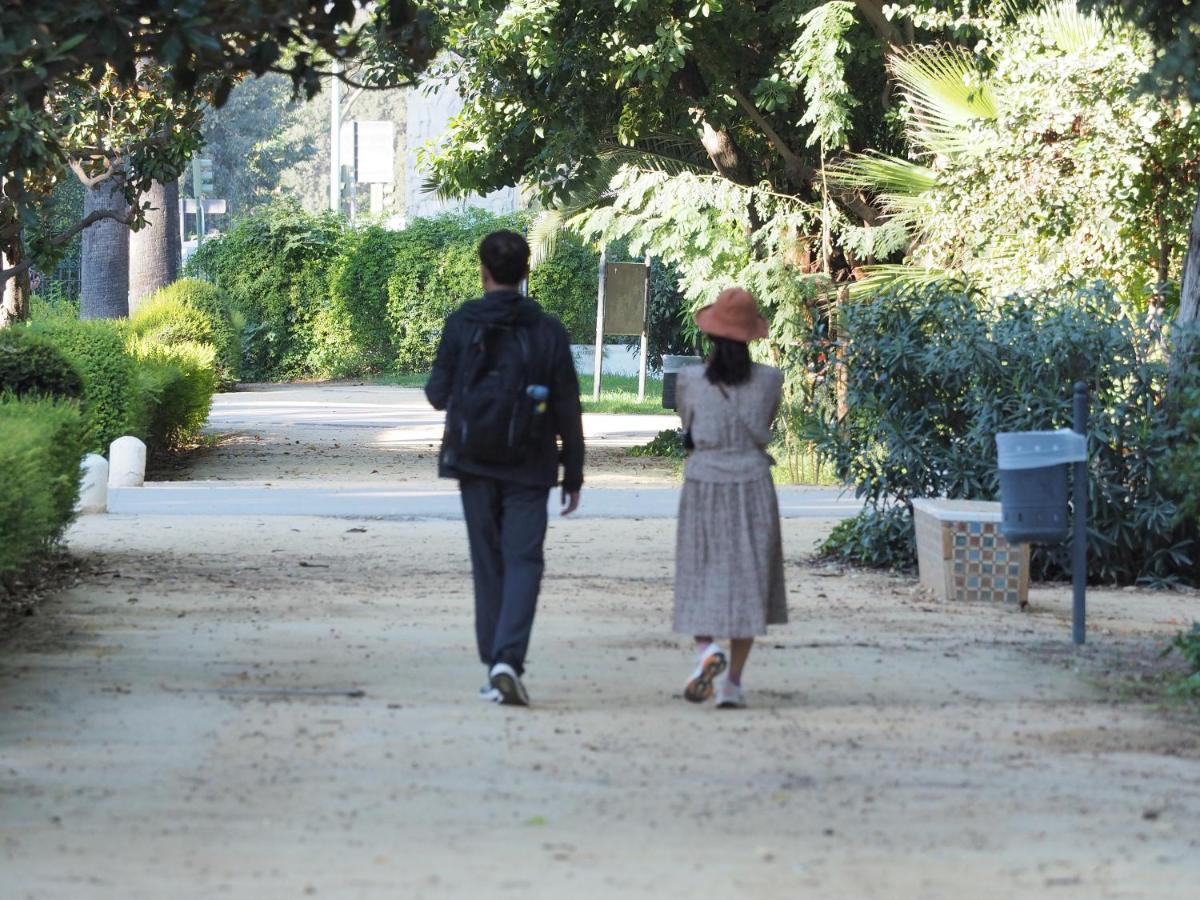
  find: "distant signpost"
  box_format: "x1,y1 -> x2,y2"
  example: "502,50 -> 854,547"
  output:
339,120 -> 396,217
181,158 -> 225,252
592,251 -> 650,402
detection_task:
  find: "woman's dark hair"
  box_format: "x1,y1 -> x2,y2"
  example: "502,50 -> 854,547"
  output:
705,336 -> 752,386
479,230 -> 530,285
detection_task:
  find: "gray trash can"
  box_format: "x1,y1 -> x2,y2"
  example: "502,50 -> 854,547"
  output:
995,430 -> 1087,544
661,355 -> 703,410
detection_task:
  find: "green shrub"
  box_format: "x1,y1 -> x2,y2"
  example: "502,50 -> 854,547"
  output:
629,428 -> 687,459
327,226 -> 405,373
0,326 -> 85,400
1171,382 -> 1200,528
1162,623 -> 1200,698
29,318 -> 138,455
136,279 -> 242,386
128,338 -> 217,452
188,204 -> 620,378
29,294 -> 80,322
0,396 -> 83,584
186,201 -> 342,380
387,211 -> 499,372
130,294 -> 216,346
815,282 -> 1198,585
528,230 -> 598,343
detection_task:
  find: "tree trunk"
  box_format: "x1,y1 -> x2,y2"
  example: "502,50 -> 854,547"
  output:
129,179 -> 180,313
0,178 -> 31,327
1,240 -> 31,328
1178,187 -> 1200,325
81,177 -> 130,319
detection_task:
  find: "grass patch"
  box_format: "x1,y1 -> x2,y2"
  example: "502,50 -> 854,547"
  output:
371,371 -> 670,414
367,372 -> 430,388
580,373 -> 667,414
771,440 -> 840,486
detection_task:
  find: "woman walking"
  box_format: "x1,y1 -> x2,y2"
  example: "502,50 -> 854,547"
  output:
674,287 -> 787,709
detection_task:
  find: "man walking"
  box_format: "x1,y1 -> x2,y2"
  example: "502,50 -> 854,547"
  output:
425,230 -> 585,706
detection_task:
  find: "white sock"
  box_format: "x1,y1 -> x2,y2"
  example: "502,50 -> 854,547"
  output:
698,641 -> 722,661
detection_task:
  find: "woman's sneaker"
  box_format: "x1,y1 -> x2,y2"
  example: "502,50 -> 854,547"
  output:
715,679 -> 746,709
479,683 -> 500,701
489,662 -> 530,707
684,644 -> 727,703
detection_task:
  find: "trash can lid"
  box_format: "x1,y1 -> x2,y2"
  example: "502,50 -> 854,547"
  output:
996,429 -> 1086,470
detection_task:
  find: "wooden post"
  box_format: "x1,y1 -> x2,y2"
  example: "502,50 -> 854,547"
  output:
593,248 -> 607,401
637,253 -> 650,404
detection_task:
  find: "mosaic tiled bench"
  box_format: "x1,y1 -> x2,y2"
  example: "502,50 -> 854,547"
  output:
912,499 -> 1030,607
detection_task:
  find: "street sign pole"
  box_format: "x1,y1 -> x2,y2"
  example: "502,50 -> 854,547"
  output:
593,248 -> 607,402
1072,382 -> 1089,645
330,60 -> 341,213
637,254 -> 650,404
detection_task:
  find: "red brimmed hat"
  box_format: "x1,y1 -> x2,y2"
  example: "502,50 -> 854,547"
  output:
694,286 -> 768,342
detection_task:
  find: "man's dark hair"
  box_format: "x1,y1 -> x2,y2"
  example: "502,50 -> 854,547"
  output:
479,230 -> 530,286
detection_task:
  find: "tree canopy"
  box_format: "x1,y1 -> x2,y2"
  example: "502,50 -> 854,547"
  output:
1,0 -> 438,314
422,0 -> 900,221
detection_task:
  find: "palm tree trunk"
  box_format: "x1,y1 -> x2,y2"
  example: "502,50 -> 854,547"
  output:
81,177 -> 130,320
129,179 -> 180,314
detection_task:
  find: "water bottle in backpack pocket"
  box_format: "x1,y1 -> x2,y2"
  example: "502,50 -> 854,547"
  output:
454,324 -> 545,466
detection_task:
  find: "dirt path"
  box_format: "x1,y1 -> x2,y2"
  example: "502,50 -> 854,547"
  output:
2,384 -> 1198,899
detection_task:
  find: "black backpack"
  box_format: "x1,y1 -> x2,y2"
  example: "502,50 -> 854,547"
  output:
450,319 -> 543,466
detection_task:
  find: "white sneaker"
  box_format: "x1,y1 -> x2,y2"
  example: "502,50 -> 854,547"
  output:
684,644 -> 727,703
489,662 -> 530,707
715,679 -> 746,709
479,683 -> 500,701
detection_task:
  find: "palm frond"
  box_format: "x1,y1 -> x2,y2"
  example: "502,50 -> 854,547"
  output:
827,152 -> 938,201
890,46 -> 998,155
1036,0 -> 1104,54
825,153 -> 938,239
529,136 -> 710,264
419,174 -> 467,203
847,264 -> 965,300
529,209 -> 566,268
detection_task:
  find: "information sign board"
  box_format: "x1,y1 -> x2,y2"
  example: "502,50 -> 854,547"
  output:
603,262 -> 648,336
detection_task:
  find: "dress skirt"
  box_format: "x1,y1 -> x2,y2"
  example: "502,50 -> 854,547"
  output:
673,474 -> 788,638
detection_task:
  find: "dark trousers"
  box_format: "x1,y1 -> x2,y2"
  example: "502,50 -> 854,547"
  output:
459,477 -> 550,675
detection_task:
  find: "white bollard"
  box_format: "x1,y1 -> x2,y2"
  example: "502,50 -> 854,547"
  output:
108,436 -> 147,488
76,454 -> 109,514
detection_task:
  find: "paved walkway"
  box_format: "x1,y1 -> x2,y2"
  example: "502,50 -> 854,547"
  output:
108,483 -> 860,519
2,383 -> 1198,900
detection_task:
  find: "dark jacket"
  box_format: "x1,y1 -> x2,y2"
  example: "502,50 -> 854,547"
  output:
425,289 -> 585,493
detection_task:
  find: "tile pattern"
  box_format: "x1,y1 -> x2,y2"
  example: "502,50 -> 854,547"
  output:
913,502 -> 1029,606
950,520 -> 1026,606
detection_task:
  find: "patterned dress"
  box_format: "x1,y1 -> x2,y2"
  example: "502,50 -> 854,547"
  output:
673,363 -> 788,637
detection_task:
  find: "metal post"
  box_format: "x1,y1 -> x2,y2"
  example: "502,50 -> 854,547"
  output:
1072,381 -> 1089,645
330,60 -> 342,213
637,253 -> 650,404
593,248 -> 607,401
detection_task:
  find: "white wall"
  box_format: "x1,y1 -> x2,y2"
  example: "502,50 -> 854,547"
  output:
571,344 -> 661,379
405,77 -> 521,223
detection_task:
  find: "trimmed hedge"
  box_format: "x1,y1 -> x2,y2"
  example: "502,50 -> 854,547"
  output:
29,317 -> 139,456
327,226 -> 404,374
0,327 -> 85,401
187,204 -> 608,379
128,338 -> 217,451
186,202 -> 343,380
132,279 -> 242,387
0,396 -> 83,584
26,306 -> 220,457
